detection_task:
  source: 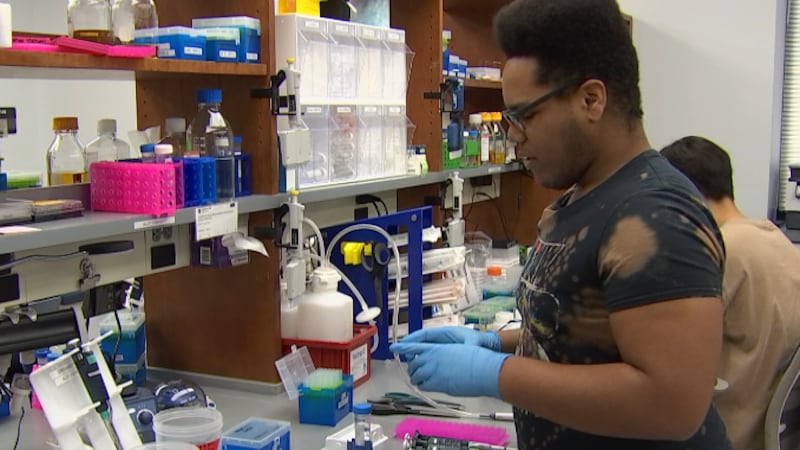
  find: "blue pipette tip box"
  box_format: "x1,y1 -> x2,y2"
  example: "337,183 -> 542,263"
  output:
221,417 -> 290,450
298,374 -> 354,427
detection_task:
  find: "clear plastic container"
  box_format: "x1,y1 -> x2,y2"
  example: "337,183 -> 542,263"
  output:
153,408 -> 223,450
353,403 -> 372,446
298,17 -> 330,99
357,105 -> 383,179
464,114 -> 483,167
298,105 -> 331,188
47,117 -> 87,186
187,89 -> 235,201
221,417 -> 290,450
330,106 -> 358,182
328,21 -> 359,99
112,0 -> 159,45
383,106 -> 410,176
357,25 -> 384,100
383,29 -> 411,102
85,119 -> 130,166
159,117 -> 186,158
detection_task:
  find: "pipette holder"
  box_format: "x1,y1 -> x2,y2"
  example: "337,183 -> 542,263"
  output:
28,348 -> 117,450
322,206 -> 432,360
83,331 -> 143,449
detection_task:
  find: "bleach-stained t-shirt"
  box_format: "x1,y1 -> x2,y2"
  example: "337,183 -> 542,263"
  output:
514,150 -> 730,450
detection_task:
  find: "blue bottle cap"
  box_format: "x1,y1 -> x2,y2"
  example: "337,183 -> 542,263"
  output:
35,349 -> 49,359
197,89 -> 222,104
353,403 -> 372,415
234,136 -> 242,144
141,143 -> 156,154
46,352 -> 60,362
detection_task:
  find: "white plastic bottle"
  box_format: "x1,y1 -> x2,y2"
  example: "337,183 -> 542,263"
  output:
296,266 -> 354,342
480,112 -> 492,164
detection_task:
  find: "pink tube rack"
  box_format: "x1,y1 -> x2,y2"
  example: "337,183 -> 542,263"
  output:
91,161 -> 177,217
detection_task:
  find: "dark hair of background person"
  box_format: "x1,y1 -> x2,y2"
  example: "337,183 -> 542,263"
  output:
493,0 -> 643,121
660,136 -> 735,201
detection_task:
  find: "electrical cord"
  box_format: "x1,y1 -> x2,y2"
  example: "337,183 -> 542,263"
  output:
111,309 -> 122,371
12,406 -> 24,450
377,199 -> 390,216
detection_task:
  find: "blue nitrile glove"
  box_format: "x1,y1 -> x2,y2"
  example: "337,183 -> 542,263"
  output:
389,342 -> 511,398
400,326 -> 502,352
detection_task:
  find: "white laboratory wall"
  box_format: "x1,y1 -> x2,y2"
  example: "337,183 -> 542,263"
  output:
0,0 -> 138,180
618,0 -> 786,219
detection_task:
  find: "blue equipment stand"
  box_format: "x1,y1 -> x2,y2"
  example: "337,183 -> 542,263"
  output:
322,207 -> 432,360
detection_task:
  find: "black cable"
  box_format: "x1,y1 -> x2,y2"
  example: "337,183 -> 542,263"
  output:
111,309 -> 122,369
13,406 -> 24,450
370,202 -> 384,216
377,199 -> 389,215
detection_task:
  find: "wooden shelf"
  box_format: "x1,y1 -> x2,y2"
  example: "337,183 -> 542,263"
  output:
0,49 -> 268,78
464,78 -> 502,90
444,0 -> 511,13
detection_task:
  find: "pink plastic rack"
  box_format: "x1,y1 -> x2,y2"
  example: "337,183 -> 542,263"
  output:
90,161 -> 178,217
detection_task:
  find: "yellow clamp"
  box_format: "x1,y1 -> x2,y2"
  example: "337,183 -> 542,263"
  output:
341,242 -> 371,265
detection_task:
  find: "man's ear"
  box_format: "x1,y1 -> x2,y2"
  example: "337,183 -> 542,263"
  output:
576,79 -> 608,122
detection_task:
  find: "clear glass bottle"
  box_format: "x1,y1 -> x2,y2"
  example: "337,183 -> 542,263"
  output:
480,112 -> 492,165
491,112 -> 506,164
47,117 -> 87,186
111,0 -> 158,45
158,117 -> 186,158
187,89 -> 235,201
85,119 -> 130,167
68,0 -> 113,44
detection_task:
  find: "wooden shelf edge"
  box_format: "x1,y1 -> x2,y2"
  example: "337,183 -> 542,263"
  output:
0,49 -> 268,77
464,78 -> 503,90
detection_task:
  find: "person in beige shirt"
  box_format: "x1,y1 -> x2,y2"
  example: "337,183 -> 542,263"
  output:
662,135 -> 800,450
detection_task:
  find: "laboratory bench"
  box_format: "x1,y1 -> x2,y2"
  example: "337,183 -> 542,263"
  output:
0,361 -> 517,450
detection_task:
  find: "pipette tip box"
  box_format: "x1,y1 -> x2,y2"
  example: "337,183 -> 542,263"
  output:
221,417 -> 290,450
298,374 -> 353,427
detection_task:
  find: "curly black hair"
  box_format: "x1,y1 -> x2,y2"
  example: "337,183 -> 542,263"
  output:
494,0 -> 643,121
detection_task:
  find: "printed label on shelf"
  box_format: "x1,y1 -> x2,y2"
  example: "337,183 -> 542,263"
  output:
388,106 -> 402,114
364,106 -> 378,114
220,50 -> 237,59
350,343 -> 369,382
246,52 -> 259,61
307,106 -> 323,114
361,28 -> 376,39
195,202 -> 238,241
134,217 -> 176,230
185,46 -> 203,56
488,166 -> 502,174
337,107 -> 352,113
305,20 -> 320,29
335,24 -> 350,33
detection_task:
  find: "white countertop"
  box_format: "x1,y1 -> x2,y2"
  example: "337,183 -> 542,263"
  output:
0,359 -> 517,449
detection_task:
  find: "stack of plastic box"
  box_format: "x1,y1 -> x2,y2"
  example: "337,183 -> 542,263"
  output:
275,14 -> 415,189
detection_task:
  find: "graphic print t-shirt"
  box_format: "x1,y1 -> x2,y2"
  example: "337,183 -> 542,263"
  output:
514,150 -> 730,450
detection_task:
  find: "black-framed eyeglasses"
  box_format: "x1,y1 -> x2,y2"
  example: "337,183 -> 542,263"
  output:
502,78 -> 584,132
